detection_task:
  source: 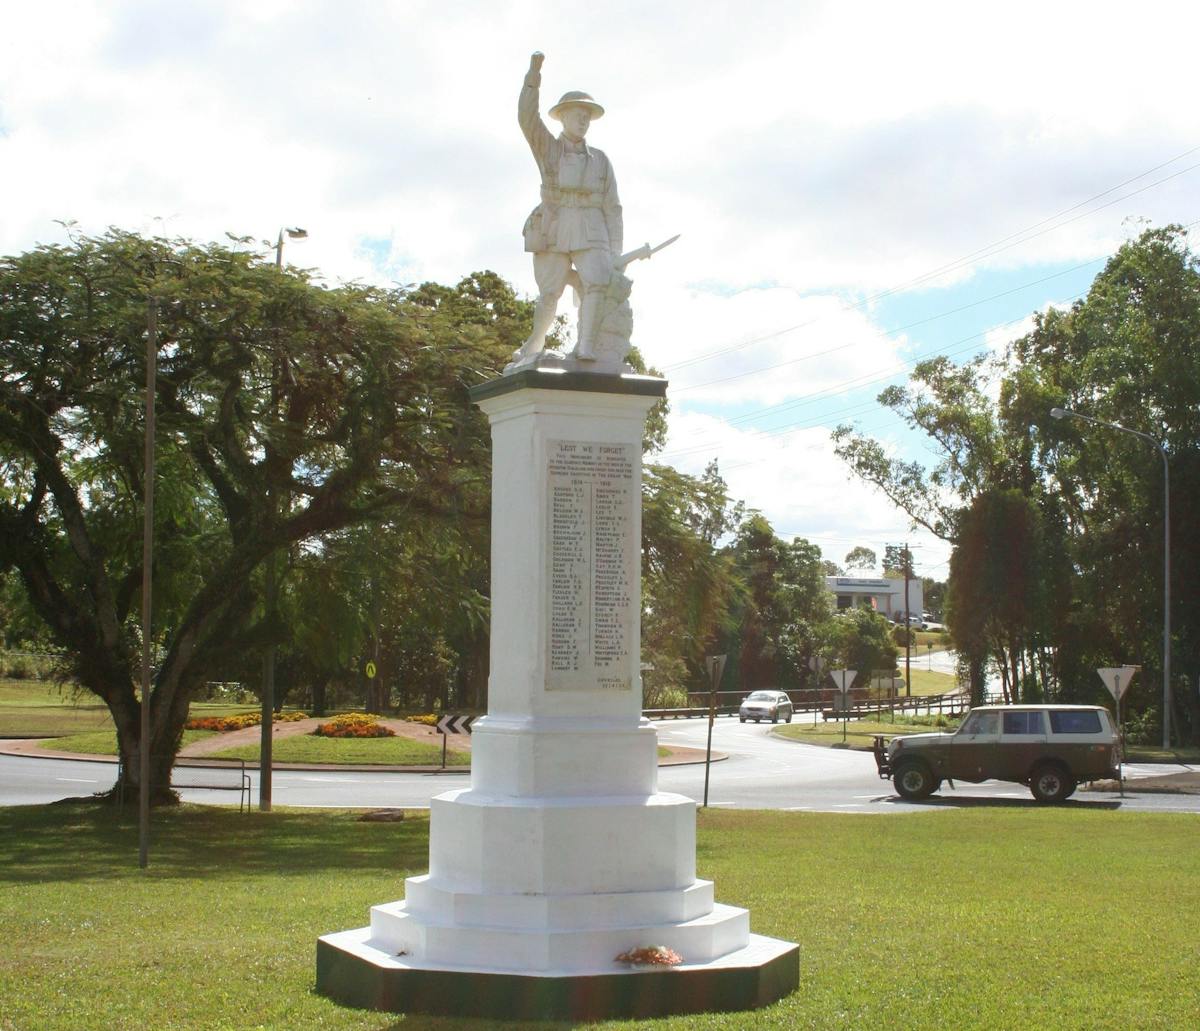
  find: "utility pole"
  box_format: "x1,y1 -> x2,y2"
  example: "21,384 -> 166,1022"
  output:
904,543 -> 912,697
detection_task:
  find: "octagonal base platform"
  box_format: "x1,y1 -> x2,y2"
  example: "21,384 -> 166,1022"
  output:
317,927 -> 798,1021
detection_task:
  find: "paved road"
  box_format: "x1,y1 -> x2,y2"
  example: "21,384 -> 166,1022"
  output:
3,719 -> 1197,814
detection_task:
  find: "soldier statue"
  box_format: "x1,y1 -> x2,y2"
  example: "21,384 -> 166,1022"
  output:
512,51 -> 623,367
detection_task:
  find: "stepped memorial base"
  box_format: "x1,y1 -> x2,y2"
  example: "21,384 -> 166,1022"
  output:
317,928 -> 799,1021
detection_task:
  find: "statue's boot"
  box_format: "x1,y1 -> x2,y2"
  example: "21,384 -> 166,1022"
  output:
513,295 -> 559,363
575,289 -> 603,361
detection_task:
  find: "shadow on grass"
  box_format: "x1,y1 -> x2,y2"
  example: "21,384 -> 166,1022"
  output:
881,794 -> 1122,810
0,802 -> 430,885
339,1011 -> 581,1031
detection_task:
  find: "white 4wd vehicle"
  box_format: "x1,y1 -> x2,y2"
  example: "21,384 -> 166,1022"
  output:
873,705 -> 1119,804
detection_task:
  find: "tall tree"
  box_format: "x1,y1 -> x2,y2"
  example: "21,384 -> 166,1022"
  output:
640,461 -> 740,703
1012,225 -> 1200,739
833,226 -> 1200,740
719,513 -> 832,691
0,231 -> 511,800
843,546 -> 877,572
816,608 -> 898,687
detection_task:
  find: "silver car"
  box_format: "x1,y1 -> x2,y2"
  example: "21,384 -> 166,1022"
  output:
739,690 -> 794,724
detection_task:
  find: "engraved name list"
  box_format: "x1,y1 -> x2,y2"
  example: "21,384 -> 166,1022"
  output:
546,440 -> 635,691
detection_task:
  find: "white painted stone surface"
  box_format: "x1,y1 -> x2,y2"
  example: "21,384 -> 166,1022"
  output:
329,379 -> 762,980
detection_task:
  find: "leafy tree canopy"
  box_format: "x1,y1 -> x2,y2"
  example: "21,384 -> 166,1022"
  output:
0,229 -> 515,798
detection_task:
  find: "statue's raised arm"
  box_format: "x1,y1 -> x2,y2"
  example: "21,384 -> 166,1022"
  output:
518,52 -> 551,154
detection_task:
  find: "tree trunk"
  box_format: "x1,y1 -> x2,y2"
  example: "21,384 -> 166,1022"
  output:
967,654 -> 986,706
311,675 -> 328,716
112,703 -> 185,806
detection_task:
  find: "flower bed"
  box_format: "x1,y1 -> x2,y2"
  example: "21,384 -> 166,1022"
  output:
184,711 -> 309,732
313,713 -> 395,739
404,713 -> 439,727
185,713 -> 261,733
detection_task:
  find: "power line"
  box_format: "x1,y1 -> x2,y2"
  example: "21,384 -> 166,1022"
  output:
659,212 -> 1200,462
661,144 -> 1200,375
658,298 -> 1068,462
670,258 -> 1101,395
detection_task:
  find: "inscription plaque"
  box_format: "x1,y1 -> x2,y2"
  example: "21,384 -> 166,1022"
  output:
546,439 -> 635,691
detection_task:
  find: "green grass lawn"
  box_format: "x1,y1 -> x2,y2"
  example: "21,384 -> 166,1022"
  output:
0,677 -> 116,737
0,678 -> 265,739
35,728 -> 216,756
210,734 -> 470,767
0,803 -> 1196,1030
879,666 -> 957,696
774,716 -> 959,751
32,727 -> 462,767
28,725 -> 673,768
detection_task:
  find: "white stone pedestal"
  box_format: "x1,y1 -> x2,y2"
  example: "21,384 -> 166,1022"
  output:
317,367 -> 798,1020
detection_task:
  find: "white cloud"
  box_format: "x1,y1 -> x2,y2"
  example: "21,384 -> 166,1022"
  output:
639,286 -> 909,405
1,0 -> 1195,570
659,411 -> 953,575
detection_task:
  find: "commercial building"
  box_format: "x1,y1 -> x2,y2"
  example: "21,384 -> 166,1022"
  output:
825,576 -> 923,621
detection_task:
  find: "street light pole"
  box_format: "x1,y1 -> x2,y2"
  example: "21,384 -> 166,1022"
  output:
139,296 -> 158,868
1050,407 -> 1171,748
274,226 -> 307,269
260,227 -> 307,812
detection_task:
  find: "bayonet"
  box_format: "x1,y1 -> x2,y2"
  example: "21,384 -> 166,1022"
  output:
615,234 -> 681,269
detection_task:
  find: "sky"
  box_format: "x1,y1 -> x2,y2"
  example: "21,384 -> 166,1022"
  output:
2,0 -> 1198,582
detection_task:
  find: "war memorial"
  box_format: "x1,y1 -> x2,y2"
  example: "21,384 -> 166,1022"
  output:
315,52 -> 799,1020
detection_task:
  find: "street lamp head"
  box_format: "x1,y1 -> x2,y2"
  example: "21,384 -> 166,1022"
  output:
285,227 -> 308,240
1049,407 -> 1067,420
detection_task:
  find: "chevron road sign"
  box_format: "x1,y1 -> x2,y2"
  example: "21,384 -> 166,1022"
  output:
436,714 -> 476,735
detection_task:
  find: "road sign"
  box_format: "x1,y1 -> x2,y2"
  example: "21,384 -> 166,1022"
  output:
1097,666 -> 1138,700
704,654 -> 727,690
436,714 -> 476,735
829,668 -> 856,693
364,660 -> 377,680
829,669 -> 855,714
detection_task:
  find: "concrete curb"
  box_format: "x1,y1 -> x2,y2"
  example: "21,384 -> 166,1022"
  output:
0,739 -> 726,773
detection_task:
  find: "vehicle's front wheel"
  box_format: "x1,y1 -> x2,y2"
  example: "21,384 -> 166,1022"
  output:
893,761 -> 938,800
785,712 -> 792,723
771,713 -> 778,723
739,717 -> 746,723
1030,763 -> 1075,804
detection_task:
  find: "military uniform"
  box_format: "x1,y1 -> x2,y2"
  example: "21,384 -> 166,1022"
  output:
515,69 -> 623,362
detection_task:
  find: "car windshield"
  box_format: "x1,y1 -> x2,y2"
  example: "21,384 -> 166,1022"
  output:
957,711 -> 1000,736
746,692 -> 774,701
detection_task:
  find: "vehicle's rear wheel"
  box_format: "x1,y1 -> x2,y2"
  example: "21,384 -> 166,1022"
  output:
1029,763 -> 1076,804
893,761 -> 937,800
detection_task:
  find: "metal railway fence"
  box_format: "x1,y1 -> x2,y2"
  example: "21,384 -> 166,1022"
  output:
644,689 -> 968,723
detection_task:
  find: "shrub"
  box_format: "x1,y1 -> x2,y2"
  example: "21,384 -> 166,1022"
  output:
1123,708 -> 1157,746
4,654 -> 35,679
889,712 -> 961,730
